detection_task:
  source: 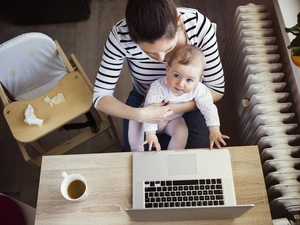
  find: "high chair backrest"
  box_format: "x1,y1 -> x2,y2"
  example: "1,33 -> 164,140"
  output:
0,32 -> 68,100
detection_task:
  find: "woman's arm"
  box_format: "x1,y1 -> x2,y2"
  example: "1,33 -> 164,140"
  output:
170,100 -> 197,114
170,89 -> 222,114
209,89 -> 223,102
183,9 -> 225,96
97,95 -> 173,123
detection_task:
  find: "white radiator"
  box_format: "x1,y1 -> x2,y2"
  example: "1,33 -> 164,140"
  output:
222,3 -> 300,225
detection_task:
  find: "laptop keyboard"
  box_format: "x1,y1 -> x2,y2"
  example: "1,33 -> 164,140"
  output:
144,179 -> 224,208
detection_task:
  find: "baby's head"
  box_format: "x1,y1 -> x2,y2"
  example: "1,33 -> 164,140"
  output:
167,45 -> 206,79
166,45 -> 206,96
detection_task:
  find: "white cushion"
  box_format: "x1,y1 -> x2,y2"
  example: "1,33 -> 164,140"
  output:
0,32 -> 68,100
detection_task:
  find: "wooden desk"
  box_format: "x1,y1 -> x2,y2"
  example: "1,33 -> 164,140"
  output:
35,146 -> 273,224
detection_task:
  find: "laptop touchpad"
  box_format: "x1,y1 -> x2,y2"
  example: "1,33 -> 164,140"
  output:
167,154 -> 197,175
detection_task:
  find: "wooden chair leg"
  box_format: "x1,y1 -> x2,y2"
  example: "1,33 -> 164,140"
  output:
30,141 -> 45,154
107,115 -> 121,148
16,141 -> 40,166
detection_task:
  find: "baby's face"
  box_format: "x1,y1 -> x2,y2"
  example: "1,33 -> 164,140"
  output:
166,61 -> 203,96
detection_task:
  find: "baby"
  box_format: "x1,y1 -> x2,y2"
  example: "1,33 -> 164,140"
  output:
129,45 -> 229,151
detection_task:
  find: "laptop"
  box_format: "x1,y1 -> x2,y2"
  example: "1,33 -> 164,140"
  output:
126,149 -> 254,222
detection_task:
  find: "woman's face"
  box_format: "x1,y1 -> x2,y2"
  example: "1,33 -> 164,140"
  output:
138,37 -> 178,62
138,15 -> 183,62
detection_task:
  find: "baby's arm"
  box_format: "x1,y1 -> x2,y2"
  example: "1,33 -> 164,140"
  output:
142,80 -> 167,151
142,131 -> 161,151
194,83 -> 229,149
208,126 -> 230,149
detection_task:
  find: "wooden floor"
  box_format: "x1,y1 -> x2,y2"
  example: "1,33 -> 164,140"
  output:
0,0 -> 273,208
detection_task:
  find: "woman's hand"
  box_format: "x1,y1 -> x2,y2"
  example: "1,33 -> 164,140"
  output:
138,102 -> 173,123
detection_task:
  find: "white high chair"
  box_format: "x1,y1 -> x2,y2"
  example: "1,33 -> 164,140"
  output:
0,32 -> 120,166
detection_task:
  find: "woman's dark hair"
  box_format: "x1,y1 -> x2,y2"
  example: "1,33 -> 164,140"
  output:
125,0 -> 178,43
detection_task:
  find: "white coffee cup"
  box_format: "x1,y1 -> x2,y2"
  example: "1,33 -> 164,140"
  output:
61,171 -> 88,201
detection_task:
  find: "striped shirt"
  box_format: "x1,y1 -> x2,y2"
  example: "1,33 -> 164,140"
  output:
93,7 -> 224,108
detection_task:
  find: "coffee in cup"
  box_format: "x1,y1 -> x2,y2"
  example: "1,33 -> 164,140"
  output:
61,171 -> 88,201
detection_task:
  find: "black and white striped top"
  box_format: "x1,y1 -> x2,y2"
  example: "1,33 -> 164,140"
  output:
93,7 -> 224,107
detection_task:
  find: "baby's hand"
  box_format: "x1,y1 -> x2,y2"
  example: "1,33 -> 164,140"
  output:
142,131 -> 161,151
209,126 -> 230,149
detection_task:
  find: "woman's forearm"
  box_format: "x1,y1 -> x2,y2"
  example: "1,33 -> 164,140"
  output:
96,96 -> 141,121
171,88 -> 223,114
97,96 -> 173,123
209,89 -> 223,102
171,100 -> 197,114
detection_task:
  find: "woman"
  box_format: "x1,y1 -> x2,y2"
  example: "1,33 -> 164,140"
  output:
93,0 -> 224,151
